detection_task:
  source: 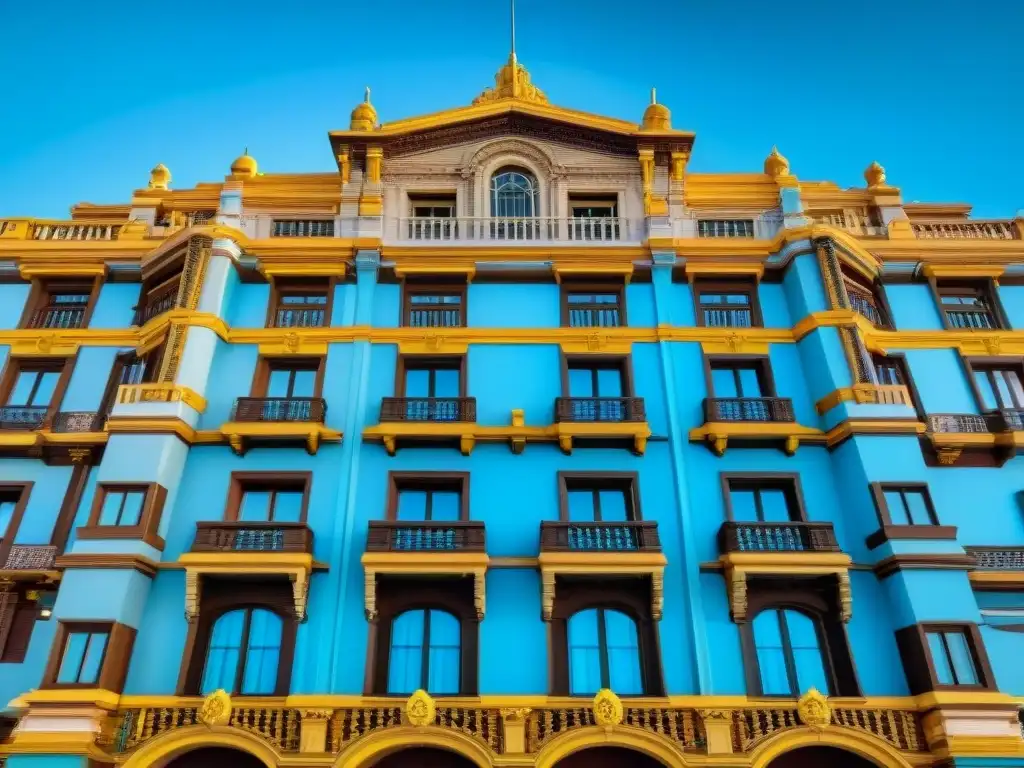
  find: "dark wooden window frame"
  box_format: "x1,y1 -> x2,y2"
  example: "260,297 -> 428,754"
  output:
98,350 -> 161,416
549,577 -> 665,697
559,280 -> 627,328
739,578 -> 861,697
929,279 -> 1010,331
692,277 -> 763,329
395,355 -> 467,398
386,472 -> 470,522
842,268 -> 895,329
703,355 -> 777,398
251,356 -> 326,399
177,577 -> 298,696
895,621 -> 995,694
0,483 -> 32,567
867,482 -> 957,550
557,472 -> 641,522
720,473 -> 807,522
0,356 -> 76,414
560,354 -> 635,398
77,482 -> 168,551
42,620 -> 135,692
225,471 -> 312,523
401,280 -> 468,328
266,277 -> 334,329
366,575 -> 479,696
962,357 -> 1024,412
871,353 -> 925,419
0,585 -> 48,663
19,277 -> 102,330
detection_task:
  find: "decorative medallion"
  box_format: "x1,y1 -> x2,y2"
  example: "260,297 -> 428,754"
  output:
198,689 -> 232,727
500,707 -> 532,724
283,332 -> 300,352
405,689 -> 436,727
797,688 -> 831,731
592,688 -> 623,728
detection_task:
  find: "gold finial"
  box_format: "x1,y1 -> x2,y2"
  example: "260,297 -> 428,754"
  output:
641,88 -> 671,131
764,146 -> 790,178
198,689 -> 232,727
593,689 -> 624,727
230,150 -> 258,179
148,163 -> 171,190
350,87 -> 379,131
797,688 -> 831,731
864,160 -> 887,188
651,87 -> 657,104
404,689 -> 436,727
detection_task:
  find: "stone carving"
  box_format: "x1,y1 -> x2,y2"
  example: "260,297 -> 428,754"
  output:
198,689 -> 232,727
405,689 -> 436,727
592,689 -> 624,727
797,688 -> 831,731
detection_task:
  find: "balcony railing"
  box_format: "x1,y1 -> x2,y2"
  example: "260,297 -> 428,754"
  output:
132,285 -> 178,326
0,406 -> 49,430
943,307 -> 997,330
719,522 -> 841,554
846,287 -> 889,328
966,546 -> 1024,570
31,223 -> 121,241
407,306 -> 463,328
51,411 -> 103,433
366,520 -> 485,553
927,410 -> 1024,434
810,212 -> 887,237
232,397 -> 326,423
540,521 -> 661,552
702,307 -> 753,328
912,220 -> 1018,240
190,522 -> 312,554
674,211 -> 783,240
3,544 -> 57,570
271,220 -> 335,237
396,216 -> 637,243
27,305 -> 87,329
379,397 -> 476,422
704,397 -> 795,423
568,302 -> 621,328
554,397 -> 646,423
272,306 -> 326,328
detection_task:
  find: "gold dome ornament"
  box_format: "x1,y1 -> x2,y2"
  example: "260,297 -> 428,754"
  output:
796,688 -> 831,731
764,146 -> 790,178
404,689 -> 436,727
864,160 -> 887,188
230,149 -> 258,179
350,87 -> 379,131
641,88 -> 671,131
474,54 -> 548,105
592,688 -> 624,727
148,163 -> 171,190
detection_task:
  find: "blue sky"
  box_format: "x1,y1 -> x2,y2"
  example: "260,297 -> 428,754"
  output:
0,0 -> 1021,219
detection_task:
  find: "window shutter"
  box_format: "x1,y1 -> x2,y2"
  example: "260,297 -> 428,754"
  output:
1,599 -> 38,663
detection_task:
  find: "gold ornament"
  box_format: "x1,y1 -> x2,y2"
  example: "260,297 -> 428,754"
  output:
198,689 -> 232,727
405,689 -> 436,727
764,146 -> 790,178
592,688 -> 624,727
864,161 -> 887,188
797,688 -> 831,731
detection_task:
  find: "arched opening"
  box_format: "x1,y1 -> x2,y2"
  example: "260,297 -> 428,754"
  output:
766,746 -> 880,768
490,167 -> 538,218
164,747 -> 266,768
553,746 -> 667,768
371,746 -> 479,767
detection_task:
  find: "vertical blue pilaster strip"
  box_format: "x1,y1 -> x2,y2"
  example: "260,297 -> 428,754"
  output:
321,250 -> 378,691
651,251 -> 711,691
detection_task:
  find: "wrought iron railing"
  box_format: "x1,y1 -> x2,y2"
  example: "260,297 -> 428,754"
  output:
966,546 -> 1024,570
108,706 -> 302,753
846,287 -> 889,328
27,305 -> 86,329
540,521 -> 661,552
732,706 -> 924,752
554,397 -> 646,423
379,397 -> 476,422
927,411 -> 1024,434
567,301 -> 622,328
718,522 -> 840,554
0,406 -> 49,430
190,522 -> 312,554
703,397 -> 795,423
51,411 -> 103,432
944,307 -> 997,330
232,397 -> 326,423
366,521 -> 485,552
3,544 -> 57,570
272,306 -> 326,328
407,305 -> 463,328
912,220 -> 1017,240
701,307 -> 753,328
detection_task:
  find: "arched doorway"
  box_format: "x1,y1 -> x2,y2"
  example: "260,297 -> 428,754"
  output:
164,747 -> 266,768
554,746 -> 667,768
372,746 -> 479,767
767,746 -> 880,768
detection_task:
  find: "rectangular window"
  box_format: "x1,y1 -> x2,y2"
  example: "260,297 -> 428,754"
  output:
567,196 -> 620,241
873,355 -> 905,386
927,629 -> 980,686
79,484 -> 166,548
266,366 -> 318,399
843,276 -> 889,328
7,366 -> 61,407
567,364 -> 625,398
937,285 -> 1001,330
27,283 -> 93,330
696,280 -> 761,328
698,219 -> 754,238
135,273 -> 180,325
270,281 -> 329,328
56,629 -> 109,684
403,363 -> 462,399
98,489 -> 146,527
562,283 -> 624,328
271,219 -> 335,237
971,364 -> 1024,411
388,473 -> 468,522
228,473 -> 310,524
873,484 -> 939,526
407,197 -> 457,240
560,474 -> 639,523
403,284 -> 466,328
724,476 -> 802,523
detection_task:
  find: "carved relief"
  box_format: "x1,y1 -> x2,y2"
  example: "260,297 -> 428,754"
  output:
405,689 -> 436,727
592,689 -> 624,727
837,571 -> 852,622
651,571 -> 664,620
728,568 -> 747,622
198,689 -> 232,727
364,569 -> 377,621
797,688 -> 831,731
541,570 -> 556,621
185,570 -> 201,623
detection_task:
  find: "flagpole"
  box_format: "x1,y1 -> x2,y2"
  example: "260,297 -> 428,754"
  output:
510,0 -> 517,61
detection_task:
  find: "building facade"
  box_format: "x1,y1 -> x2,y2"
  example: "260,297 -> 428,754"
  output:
0,54 -> 1023,768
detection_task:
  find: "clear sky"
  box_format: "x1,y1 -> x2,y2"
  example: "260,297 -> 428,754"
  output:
0,0 -> 1021,219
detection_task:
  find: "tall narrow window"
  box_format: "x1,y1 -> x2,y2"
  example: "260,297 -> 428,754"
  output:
937,285 -> 1001,330
27,284 -> 92,330
726,477 -> 802,523
567,608 -> 642,696
246,358 -> 323,422
874,355 -> 906,386
752,608 -> 830,696
200,608 -> 283,695
387,608 -> 461,695
707,359 -> 785,422
56,629 -> 109,685
490,168 -> 538,218
926,628 -> 980,686
971,364 -> 1024,411
564,359 -> 632,422
398,357 -> 465,421
843,273 -> 889,328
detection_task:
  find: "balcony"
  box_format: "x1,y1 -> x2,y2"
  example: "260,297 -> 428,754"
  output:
380,397 -> 476,423
0,406 -> 49,431
132,284 -> 178,326
366,520 -> 485,553
223,397 -> 340,455
27,305 -> 86,330
810,212 -> 888,238
695,397 -> 820,455
943,306 -> 998,330
271,219 -> 335,237
0,545 -> 59,583
368,397 -> 479,454
703,397 -> 794,423
553,397 -> 650,455
966,546 -> 1024,590
190,522 -> 313,554
538,520 -> 666,620
846,286 -> 890,329
925,411 -> 1024,465
672,211 -> 783,240
718,521 -> 841,554
912,219 -> 1019,240
50,411 -> 104,433
393,216 -> 639,244
31,222 -> 121,241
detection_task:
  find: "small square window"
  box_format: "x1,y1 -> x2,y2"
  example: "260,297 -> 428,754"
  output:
98,490 -> 146,527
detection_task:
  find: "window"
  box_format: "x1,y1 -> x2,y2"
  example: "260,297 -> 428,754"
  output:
387,608 -> 460,695
874,355 -> 906,386
562,284 -> 625,328
98,489 -> 146,526
896,622 -> 993,693
45,621 -> 134,691
395,357 -> 466,421
403,285 -> 465,328
970,363 -> 1024,411
26,282 -> 94,330
752,608 -> 830,696
490,167 -> 538,218
868,483 -> 954,549
936,284 -> 1003,330
724,476 -> 803,523
0,591 -> 46,663
393,482 -> 463,523
561,473 -> 638,523
567,608 -> 642,695
698,219 -> 754,238
562,358 -> 633,422
271,220 -> 334,238
200,608 -> 283,695
0,485 -> 28,549
568,196 -> 620,240
248,358 -> 324,421
927,629 -> 979,686
843,273 -> 890,328
407,196 -> 457,240
880,487 -> 937,526
695,280 -> 761,328
134,272 -> 180,325
706,358 -> 784,421
5,364 -> 62,408
269,280 -> 329,328
57,629 -> 108,684
264,362 -> 319,399
79,483 -> 166,549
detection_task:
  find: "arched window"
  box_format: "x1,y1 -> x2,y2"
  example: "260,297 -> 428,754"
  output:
490,168 -> 538,218
200,608 -> 282,695
752,608 -> 830,696
387,608 -> 460,695
567,607 -> 642,695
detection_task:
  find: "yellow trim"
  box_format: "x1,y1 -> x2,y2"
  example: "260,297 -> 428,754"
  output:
969,571 -> 1024,587
119,725 -> 279,768
220,421 -> 342,456
361,552 -> 490,571
747,726 -> 917,768
921,264 -> 1007,279
940,736 -> 1024,757
721,552 -> 853,570
815,384 -> 914,415
684,261 -> 766,279
553,264 -> 634,283
118,382 -> 207,413
19,687 -> 121,708
689,421 -> 826,456
538,551 -> 666,621
106,416 -> 201,443
824,419 -> 927,447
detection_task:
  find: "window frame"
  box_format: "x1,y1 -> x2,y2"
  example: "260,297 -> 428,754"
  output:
559,281 -> 627,328
963,357 -> 1024,413
565,606 -> 644,695
867,482 -> 957,550
704,355 -> 777,399
0,482 -> 32,567
931,280 -> 1009,331
841,269 -> 894,329
895,621 -> 994,693
43,620 -> 135,692
77,482 -> 167,550
20,278 -> 101,331
560,354 -> 635,399
720,473 -> 807,522
386,472 -> 470,522
266,278 -> 333,329
692,277 -> 763,329
401,281 -> 468,329
225,472 -> 312,523
871,353 -> 925,418
395,355 -> 467,399
384,607 -> 462,695
251,357 -> 326,399
557,472 -> 641,522
0,357 -> 75,414
199,606 -> 285,696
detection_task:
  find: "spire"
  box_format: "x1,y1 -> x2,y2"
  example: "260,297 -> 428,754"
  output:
364,86 -> 371,103
510,0 -> 517,62
651,87 -> 657,104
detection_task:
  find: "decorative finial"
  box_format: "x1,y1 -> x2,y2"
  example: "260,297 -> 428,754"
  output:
350,88 -> 379,131
651,87 -> 657,104
864,160 -> 887,188
510,0 -> 517,61
148,163 -> 171,190
764,146 -> 790,178
364,86 -> 371,103
243,146 -> 248,156
641,90 -> 671,131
